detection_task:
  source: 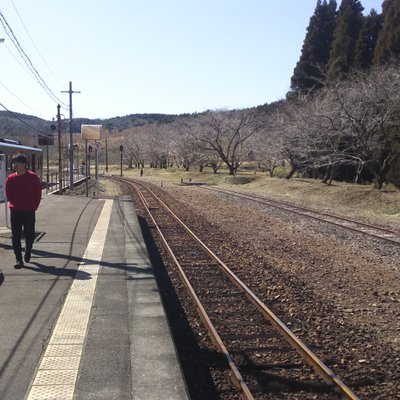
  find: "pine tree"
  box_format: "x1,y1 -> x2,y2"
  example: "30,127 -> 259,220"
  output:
355,9 -> 383,69
291,0 -> 337,92
373,0 -> 400,65
327,0 -> 364,79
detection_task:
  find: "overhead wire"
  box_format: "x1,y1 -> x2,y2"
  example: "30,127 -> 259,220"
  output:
0,11 -> 68,109
3,43 -> 62,116
4,42 -> 32,76
0,79 -> 47,118
9,0 -> 64,87
0,100 -> 49,135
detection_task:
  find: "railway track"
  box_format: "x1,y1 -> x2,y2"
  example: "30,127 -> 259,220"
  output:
113,177 -> 359,400
202,186 -> 400,246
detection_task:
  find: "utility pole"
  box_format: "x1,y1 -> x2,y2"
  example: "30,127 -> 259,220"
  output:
61,81 -> 80,190
57,104 -> 63,195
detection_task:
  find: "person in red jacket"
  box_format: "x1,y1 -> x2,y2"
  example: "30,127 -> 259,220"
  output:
5,154 -> 42,269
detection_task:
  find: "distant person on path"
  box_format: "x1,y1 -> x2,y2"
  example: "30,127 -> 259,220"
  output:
5,154 -> 42,269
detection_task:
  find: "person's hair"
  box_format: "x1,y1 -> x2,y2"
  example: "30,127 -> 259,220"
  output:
12,154 -> 28,164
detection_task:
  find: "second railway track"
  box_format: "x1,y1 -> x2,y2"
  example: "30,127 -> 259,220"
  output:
113,177 -> 360,400
201,186 -> 400,246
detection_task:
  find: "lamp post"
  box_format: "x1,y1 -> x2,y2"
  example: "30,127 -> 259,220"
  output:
119,144 -> 123,176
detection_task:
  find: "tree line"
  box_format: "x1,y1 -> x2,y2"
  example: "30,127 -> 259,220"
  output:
117,0 -> 400,189
291,0 -> 399,92
6,0 -> 399,189
287,0 -> 400,188
0,111 -> 171,139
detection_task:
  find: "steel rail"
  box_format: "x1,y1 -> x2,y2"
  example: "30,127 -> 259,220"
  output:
203,185 -> 400,246
131,180 -> 254,400
123,178 -> 360,400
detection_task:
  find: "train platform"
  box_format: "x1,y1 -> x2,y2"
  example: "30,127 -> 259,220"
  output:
0,194 -> 188,400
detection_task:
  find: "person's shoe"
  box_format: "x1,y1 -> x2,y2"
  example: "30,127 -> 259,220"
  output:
24,251 -> 31,263
14,260 -> 24,269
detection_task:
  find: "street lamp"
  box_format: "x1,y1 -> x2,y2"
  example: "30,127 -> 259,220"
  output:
119,144 -> 123,176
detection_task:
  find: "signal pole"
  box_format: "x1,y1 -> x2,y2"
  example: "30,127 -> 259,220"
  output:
61,81 -> 80,190
57,104 -> 63,194
119,145 -> 123,176
105,138 -> 109,173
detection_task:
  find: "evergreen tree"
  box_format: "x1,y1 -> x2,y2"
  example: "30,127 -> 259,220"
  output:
373,0 -> 400,65
291,0 -> 337,92
355,9 -> 383,69
327,0 -> 364,79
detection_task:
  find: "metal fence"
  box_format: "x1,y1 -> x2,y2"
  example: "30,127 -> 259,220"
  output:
45,168 -> 84,194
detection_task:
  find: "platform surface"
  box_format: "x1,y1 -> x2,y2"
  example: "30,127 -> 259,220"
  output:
0,194 -> 188,400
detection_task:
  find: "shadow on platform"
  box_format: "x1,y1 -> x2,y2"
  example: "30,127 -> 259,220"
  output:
0,243 -> 153,278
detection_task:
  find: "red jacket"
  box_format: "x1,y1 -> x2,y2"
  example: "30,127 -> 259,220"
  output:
5,171 -> 42,211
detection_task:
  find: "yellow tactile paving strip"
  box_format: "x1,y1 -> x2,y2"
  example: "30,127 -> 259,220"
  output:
26,200 -> 113,400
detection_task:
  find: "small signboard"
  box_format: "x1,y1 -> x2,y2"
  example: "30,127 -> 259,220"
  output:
81,125 -> 102,140
38,135 -> 55,146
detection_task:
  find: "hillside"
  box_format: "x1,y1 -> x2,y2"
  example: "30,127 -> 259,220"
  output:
0,110 -> 175,140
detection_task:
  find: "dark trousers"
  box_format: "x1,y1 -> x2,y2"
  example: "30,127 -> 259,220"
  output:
11,210 -> 35,261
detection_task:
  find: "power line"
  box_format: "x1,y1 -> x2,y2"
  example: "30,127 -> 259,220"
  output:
0,11 -> 68,109
4,42 -> 32,75
3,43 -> 66,116
9,0 -> 64,87
0,79 -> 47,117
0,100 -> 49,135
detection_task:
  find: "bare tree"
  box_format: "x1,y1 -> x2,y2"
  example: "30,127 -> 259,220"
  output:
206,152 -> 224,173
272,100 -> 319,179
192,110 -> 263,175
123,133 -> 146,168
330,65 -> 400,188
171,119 -> 202,171
251,124 -> 284,177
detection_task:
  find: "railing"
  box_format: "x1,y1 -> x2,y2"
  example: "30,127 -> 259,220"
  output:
45,168 -> 86,194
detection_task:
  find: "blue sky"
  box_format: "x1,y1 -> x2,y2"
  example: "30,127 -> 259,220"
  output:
0,0 -> 383,120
